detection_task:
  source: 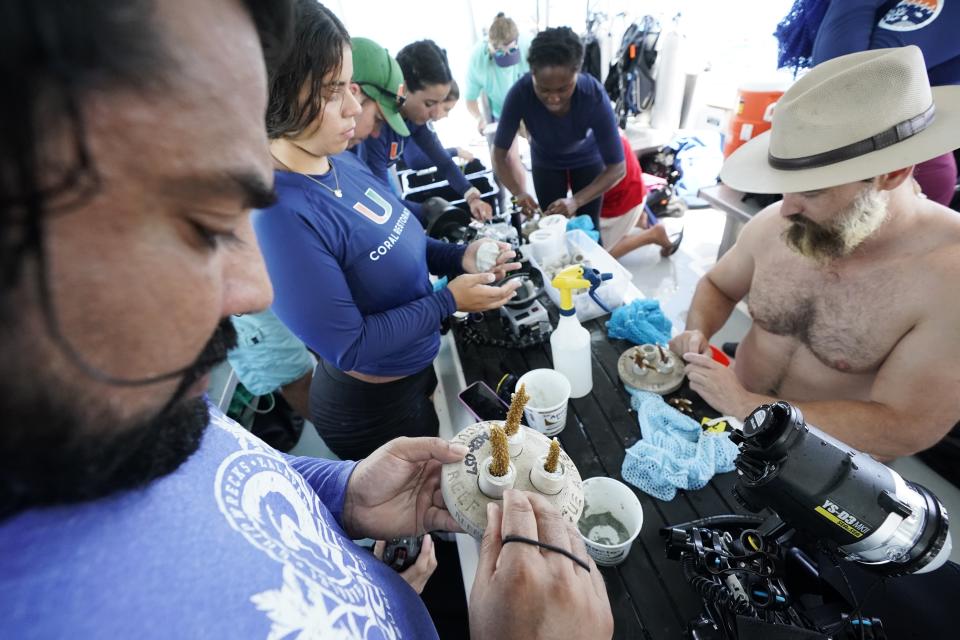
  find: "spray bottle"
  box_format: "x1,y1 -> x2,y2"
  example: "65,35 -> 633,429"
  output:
550,266 -> 612,398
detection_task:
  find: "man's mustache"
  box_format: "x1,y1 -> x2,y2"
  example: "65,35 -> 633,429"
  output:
169,318 -> 238,405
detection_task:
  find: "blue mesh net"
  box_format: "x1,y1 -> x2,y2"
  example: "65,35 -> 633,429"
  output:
774,0 -> 831,72
621,389 -> 739,501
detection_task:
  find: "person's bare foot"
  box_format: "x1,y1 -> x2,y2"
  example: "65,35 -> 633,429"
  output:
650,223 -> 672,255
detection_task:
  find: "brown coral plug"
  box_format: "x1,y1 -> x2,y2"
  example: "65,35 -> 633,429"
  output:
657,344 -> 668,363
504,383 -> 529,437
544,437 -> 561,473
489,424 -> 510,477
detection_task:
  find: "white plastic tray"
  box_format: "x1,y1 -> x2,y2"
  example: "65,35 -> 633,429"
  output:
529,229 -> 634,321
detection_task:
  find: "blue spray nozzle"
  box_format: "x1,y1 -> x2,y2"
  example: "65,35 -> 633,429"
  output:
583,267 -> 613,313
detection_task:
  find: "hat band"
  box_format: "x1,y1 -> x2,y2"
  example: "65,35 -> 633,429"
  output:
768,103 -> 936,170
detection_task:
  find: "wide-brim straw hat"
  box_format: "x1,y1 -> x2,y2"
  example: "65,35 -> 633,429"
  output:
721,46 -> 960,194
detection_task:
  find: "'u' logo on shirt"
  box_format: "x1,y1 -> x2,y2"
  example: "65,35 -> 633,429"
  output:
352,188 -> 393,224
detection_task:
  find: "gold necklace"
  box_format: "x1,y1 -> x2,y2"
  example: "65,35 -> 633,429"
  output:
273,154 -> 342,198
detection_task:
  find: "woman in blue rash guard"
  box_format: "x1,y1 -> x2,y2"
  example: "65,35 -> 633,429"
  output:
491,27 -> 625,236
253,12 -> 520,460
355,40 -> 493,220
401,80 -> 476,171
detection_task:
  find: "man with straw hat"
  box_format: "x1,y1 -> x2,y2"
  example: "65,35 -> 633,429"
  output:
670,46 -> 960,461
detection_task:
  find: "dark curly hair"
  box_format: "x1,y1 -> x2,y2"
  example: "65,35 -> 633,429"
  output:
527,26 -> 583,73
266,0 -> 349,139
396,40 -> 452,93
0,0 -> 292,289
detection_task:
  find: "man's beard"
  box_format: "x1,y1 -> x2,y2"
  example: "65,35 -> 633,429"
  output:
783,186 -> 890,263
0,318 -> 237,520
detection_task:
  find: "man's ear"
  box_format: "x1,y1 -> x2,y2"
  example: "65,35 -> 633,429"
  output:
875,166 -> 915,191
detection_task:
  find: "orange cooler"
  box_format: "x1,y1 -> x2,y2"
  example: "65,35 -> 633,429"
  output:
724,82 -> 786,157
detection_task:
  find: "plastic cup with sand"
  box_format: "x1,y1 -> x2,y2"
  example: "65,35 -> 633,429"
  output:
578,477 -> 643,566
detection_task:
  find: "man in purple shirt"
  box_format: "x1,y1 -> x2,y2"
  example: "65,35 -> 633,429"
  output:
0,1 -> 611,638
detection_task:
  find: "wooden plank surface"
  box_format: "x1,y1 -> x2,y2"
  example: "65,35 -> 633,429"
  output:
451,307 -> 755,639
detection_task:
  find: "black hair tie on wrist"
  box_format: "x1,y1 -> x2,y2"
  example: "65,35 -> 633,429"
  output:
501,534 -> 591,572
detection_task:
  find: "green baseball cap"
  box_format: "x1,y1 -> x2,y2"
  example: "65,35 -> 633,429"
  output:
351,37 -> 410,137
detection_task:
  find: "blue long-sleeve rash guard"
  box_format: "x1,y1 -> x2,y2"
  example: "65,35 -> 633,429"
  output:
358,118 -> 473,194
494,72 -> 623,170
253,151 -> 464,377
813,0 -> 960,85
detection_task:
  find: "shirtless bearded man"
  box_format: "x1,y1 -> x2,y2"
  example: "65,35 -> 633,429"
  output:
670,46 -> 960,460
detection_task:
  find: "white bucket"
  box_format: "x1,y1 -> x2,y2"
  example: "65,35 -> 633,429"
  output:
516,369 -> 570,436
528,228 -> 565,264
578,477 -> 643,566
538,214 -> 568,235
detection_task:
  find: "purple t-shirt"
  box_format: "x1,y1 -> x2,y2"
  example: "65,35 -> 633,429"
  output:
494,72 -> 624,170
0,405 -> 438,639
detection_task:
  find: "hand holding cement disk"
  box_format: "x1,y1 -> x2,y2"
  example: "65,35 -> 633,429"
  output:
374,535 -> 438,594
469,490 -> 613,640
683,352 -> 767,420
669,330 -> 709,358
342,437 -> 468,539
462,240 -> 521,280
544,196 -> 578,218
448,272 -> 521,312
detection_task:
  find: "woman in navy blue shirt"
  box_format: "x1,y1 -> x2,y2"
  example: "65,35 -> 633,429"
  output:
357,41 -> 492,220
254,11 -> 519,460
492,27 -> 625,234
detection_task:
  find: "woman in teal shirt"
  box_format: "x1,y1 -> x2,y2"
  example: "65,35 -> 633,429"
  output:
465,13 -> 529,195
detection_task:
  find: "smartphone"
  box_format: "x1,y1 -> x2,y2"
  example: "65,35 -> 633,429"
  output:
382,535 -> 423,571
458,380 -> 510,422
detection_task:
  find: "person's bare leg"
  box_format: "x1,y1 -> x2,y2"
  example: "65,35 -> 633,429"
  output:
279,372 -> 313,420
608,222 -> 672,259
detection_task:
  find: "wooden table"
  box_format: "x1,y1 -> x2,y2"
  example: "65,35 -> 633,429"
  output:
446,310 -> 754,639
698,184 -> 767,261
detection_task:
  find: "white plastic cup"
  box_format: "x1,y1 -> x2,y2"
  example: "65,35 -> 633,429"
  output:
538,214 -> 568,235
528,228 -> 565,264
516,369 -> 571,436
578,477 -> 644,566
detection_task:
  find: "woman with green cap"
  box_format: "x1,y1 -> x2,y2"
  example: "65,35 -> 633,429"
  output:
355,39 -> 493,220
348,36 -> 411,147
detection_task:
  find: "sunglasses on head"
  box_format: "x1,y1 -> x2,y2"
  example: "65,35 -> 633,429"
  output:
356,47 -> 407,107
357,81 -> 406,107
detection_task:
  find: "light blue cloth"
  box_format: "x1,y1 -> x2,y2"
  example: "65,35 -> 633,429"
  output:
605,298 -> 672,345
566,214 -> 600,242
228,310 -> 316,396
621,390 -> 739,501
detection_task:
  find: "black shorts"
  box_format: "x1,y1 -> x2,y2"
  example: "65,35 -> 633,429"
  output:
531,160 -> 605,233
308,359 -> 439,460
